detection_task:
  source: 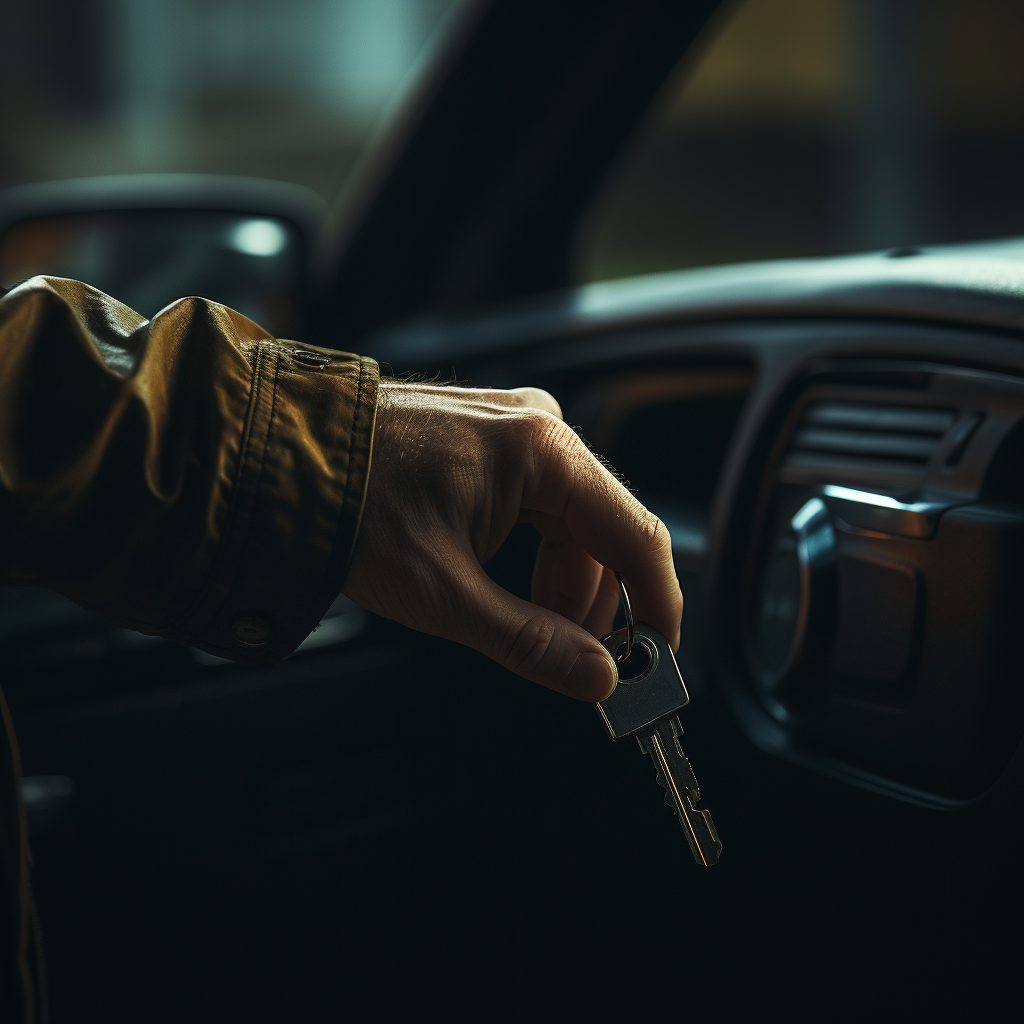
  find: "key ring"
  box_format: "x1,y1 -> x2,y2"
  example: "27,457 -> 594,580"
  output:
615,572 -> 634,661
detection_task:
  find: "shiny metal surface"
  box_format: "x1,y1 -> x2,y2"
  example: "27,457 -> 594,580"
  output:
614,571 -> 634,660
639,717 -> 722,867
820,484 -> 962,538
594,624 -> 719,866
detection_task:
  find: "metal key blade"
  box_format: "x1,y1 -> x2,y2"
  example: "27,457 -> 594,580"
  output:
596,621 -> 722,867
639,717 -> 722,867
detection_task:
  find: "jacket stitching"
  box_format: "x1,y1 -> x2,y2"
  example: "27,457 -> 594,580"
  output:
302,355 -> 372,630
168,340 -> 268,635
346,358 -> 376,555
204,343 -> 281,633
343,358 -> 367,512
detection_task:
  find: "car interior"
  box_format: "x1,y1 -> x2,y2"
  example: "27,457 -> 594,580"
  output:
1,0 -> 1022,1019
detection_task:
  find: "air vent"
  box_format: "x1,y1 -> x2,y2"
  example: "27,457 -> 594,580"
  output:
785,401 -> 956,477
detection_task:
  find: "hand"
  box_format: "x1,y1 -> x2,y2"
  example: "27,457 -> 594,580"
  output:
343,381 -> 683,701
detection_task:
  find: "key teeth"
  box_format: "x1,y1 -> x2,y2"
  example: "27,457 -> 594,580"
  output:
654,769 -> 681,811
655,768 -> 710,822
641,724 -> 722,866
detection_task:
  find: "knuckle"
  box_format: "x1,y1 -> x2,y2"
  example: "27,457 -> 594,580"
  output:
509,408 -> 568,469
639,510 -> 672,555
513,386 -> 562,418
502,615 -> 557,676
525,410 -> 573,456
522,406 -> 563,435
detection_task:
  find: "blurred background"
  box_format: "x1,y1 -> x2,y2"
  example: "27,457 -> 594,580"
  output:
580,0 -> 1024,280
0,0 -> 462,202
0,0 -> 464,324
2,0 -> 1024,296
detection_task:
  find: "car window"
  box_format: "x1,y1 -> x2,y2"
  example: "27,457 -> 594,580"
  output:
576,0 -> 1024,283
0,0 -> 464,204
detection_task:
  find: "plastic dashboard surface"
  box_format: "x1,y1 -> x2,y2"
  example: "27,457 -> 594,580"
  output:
366,237 -> 1024,808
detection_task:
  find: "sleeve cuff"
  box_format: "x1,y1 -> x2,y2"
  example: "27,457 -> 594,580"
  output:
175,341 -> 379,665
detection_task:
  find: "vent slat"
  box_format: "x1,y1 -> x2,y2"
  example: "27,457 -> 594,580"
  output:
793,427 -> 938,460
785,401 -> 958,478
804,403 -> 955,435
785,452 -> 931,477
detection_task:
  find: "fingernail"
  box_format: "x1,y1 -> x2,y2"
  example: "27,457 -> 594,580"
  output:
564,651 -> 617,702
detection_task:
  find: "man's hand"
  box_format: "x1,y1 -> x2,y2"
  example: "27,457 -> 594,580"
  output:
343,381 -> 683,702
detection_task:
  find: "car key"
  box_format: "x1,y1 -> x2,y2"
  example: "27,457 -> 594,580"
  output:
595,575 -> 722,866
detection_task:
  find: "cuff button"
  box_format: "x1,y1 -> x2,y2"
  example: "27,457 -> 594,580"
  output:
232,615 -> 271,646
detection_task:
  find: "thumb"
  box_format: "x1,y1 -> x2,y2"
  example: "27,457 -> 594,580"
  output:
450,561 -> 619,702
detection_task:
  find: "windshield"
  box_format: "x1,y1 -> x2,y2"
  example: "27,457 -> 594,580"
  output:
0,0 -> 464,204
577,0 -> 1024,283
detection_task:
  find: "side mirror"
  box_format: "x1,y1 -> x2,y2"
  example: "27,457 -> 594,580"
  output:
0,174 -> 326,336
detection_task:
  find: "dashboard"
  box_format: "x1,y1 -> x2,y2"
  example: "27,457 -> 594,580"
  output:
367,236 -> 1024,811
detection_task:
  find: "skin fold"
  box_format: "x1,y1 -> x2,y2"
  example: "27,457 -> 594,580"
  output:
344,381 -> 684,702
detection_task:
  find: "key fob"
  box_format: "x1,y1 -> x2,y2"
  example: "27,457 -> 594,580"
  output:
595,624 -> 689,741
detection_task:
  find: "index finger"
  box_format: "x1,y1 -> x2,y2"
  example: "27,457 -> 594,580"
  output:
521,416 -> 683,648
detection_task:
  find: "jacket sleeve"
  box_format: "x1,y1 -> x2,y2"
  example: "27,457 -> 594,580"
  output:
0,276 -> 379,665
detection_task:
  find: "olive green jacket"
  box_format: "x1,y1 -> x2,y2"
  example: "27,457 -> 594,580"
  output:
0,276 -> 380,1022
